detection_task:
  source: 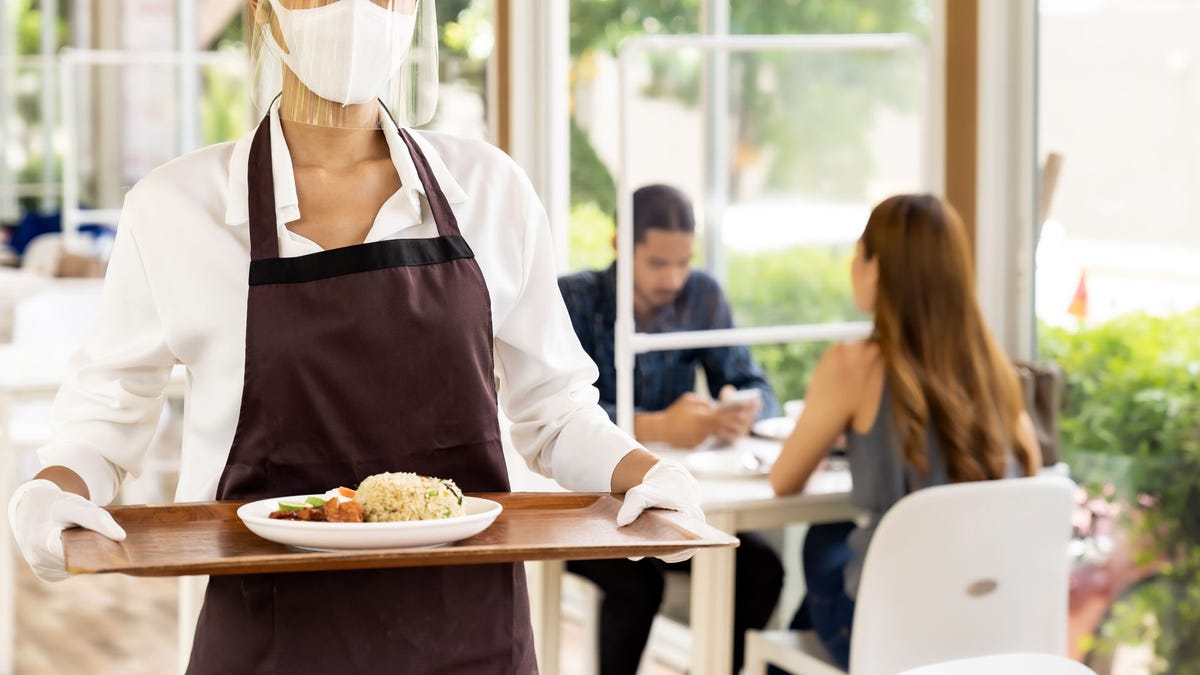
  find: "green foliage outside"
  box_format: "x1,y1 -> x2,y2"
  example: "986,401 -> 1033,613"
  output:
567,0 -> 929,243
568,202 -> 616,272
570,115 -> 617,222
725,245 -> 862,403
1040,309 -> 1200,671
569,0 -> 701,57
436,0 -> 492,78
200,16 -> 253,149
200,58 -> 252,147
9,0 -> 68,214
209,8 -> 246,50
12,0 -> 66,56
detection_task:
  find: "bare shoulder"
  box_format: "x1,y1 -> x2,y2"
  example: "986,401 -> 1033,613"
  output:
823,340 -> 882,382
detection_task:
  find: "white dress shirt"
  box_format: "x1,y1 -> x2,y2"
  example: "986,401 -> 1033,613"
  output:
39,103 -> 640,504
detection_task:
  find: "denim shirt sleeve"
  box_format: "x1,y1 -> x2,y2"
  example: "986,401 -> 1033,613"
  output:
697,279 -> 781,419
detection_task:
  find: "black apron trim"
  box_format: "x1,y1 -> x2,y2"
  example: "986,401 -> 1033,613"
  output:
248,234 -> 475,286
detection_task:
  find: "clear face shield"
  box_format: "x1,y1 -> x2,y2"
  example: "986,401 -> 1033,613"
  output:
248,0 -> 438,129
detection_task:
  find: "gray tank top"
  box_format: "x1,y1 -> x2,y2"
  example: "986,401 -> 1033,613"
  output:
842,379 -> 1017,599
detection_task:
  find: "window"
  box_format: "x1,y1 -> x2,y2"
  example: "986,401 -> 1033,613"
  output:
1035,2 -> 1200,671
2,1 -> 496,255
567,0 -> 934,403
430,0 -> 494,140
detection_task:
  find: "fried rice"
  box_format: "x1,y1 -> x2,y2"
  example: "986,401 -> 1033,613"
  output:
354,472 -> 465,522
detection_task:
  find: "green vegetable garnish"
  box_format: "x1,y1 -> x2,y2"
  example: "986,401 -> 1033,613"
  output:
305,496 -> 327,507
276,500 -> 306,511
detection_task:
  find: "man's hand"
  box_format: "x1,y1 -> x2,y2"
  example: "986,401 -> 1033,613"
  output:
661,392 -> 719,447
640,392 -> 717,448
634,389 -> 763,448
713,385 -> 761,443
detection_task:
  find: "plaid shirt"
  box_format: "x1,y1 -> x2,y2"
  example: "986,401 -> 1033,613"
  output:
557,263 -> 779,422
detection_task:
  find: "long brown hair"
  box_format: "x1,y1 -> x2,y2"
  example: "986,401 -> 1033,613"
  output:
862,194 -> 1035,481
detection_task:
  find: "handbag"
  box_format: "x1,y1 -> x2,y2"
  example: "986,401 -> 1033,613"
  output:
1014,360 -> 1064,466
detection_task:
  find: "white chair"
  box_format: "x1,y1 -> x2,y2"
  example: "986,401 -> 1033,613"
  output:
19,233 -> 65,278
744,475 -> 1076,675
895,653 -> 1097,675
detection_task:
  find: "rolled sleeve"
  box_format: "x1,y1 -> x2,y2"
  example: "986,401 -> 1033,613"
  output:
493,182 -> 639,493
37,186 -> 177,505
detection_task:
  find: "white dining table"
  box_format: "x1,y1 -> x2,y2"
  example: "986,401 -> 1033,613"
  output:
523,436 -> 859,675
0,343 -> 186,675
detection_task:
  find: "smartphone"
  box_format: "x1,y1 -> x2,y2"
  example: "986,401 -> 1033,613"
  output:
717,388 -> 761,410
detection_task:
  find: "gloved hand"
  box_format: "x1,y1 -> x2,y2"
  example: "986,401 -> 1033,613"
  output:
7,479 -> 126,582
616,460 -> 705,563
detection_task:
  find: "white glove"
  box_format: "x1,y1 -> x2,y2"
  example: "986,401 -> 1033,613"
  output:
7,479 -> 126,582
616,460 -> 705,563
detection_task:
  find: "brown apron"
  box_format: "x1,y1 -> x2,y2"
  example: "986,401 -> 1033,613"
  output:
186,118 -> 537,674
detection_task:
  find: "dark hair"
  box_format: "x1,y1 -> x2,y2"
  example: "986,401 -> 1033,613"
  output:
633,184 -> 695,244
862,193 -> 1036,482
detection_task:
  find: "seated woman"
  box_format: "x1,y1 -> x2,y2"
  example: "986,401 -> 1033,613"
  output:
768,193 -> 1042,670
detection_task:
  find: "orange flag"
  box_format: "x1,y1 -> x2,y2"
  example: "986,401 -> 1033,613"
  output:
1067,270 -> 1088,321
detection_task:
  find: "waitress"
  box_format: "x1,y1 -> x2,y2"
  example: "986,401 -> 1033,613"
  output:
6,1 -> 703,672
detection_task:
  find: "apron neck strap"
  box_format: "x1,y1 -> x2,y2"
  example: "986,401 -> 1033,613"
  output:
247,115 -> 280,261
398,128 -> 461,238
246,118 -> 463,262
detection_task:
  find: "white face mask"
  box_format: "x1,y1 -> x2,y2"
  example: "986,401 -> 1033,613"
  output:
265,0 -> 417,105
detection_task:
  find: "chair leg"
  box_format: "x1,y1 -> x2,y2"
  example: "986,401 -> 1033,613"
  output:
739,630 -> 846,675
743,630 -> 769,675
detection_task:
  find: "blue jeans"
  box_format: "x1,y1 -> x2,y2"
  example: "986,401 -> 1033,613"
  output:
769,521 -> 857,673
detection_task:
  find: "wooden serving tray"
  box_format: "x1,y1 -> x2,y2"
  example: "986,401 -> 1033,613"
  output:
63,492 -> 738,577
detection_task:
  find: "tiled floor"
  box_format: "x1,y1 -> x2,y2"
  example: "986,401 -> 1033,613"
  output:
14,558 -> 179,675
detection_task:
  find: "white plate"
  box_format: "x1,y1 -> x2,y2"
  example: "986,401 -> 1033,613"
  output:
752,416 -> 797,441
236,495 -> 503,551
684,449 -> 770,479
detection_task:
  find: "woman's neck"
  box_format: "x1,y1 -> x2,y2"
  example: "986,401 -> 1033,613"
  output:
277,72 -> 391,170
279,118 -> 390,171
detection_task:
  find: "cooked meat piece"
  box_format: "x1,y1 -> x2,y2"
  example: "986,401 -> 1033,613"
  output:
267,499 -> 364,523
326,500 -> 364,523
297,506 -> 327,521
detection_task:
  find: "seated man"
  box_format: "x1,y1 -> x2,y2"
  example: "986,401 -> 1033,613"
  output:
558,184 -> 784,675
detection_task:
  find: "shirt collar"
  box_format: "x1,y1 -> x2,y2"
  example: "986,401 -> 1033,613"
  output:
224,100 -> 467,229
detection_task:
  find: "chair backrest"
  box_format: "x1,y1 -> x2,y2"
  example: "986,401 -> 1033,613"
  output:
849,475 -> 1076,675
895,652 -> 1097,675
20,233 -> 64,277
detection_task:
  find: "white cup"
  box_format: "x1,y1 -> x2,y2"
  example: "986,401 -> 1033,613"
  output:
783,399 -> 805,419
